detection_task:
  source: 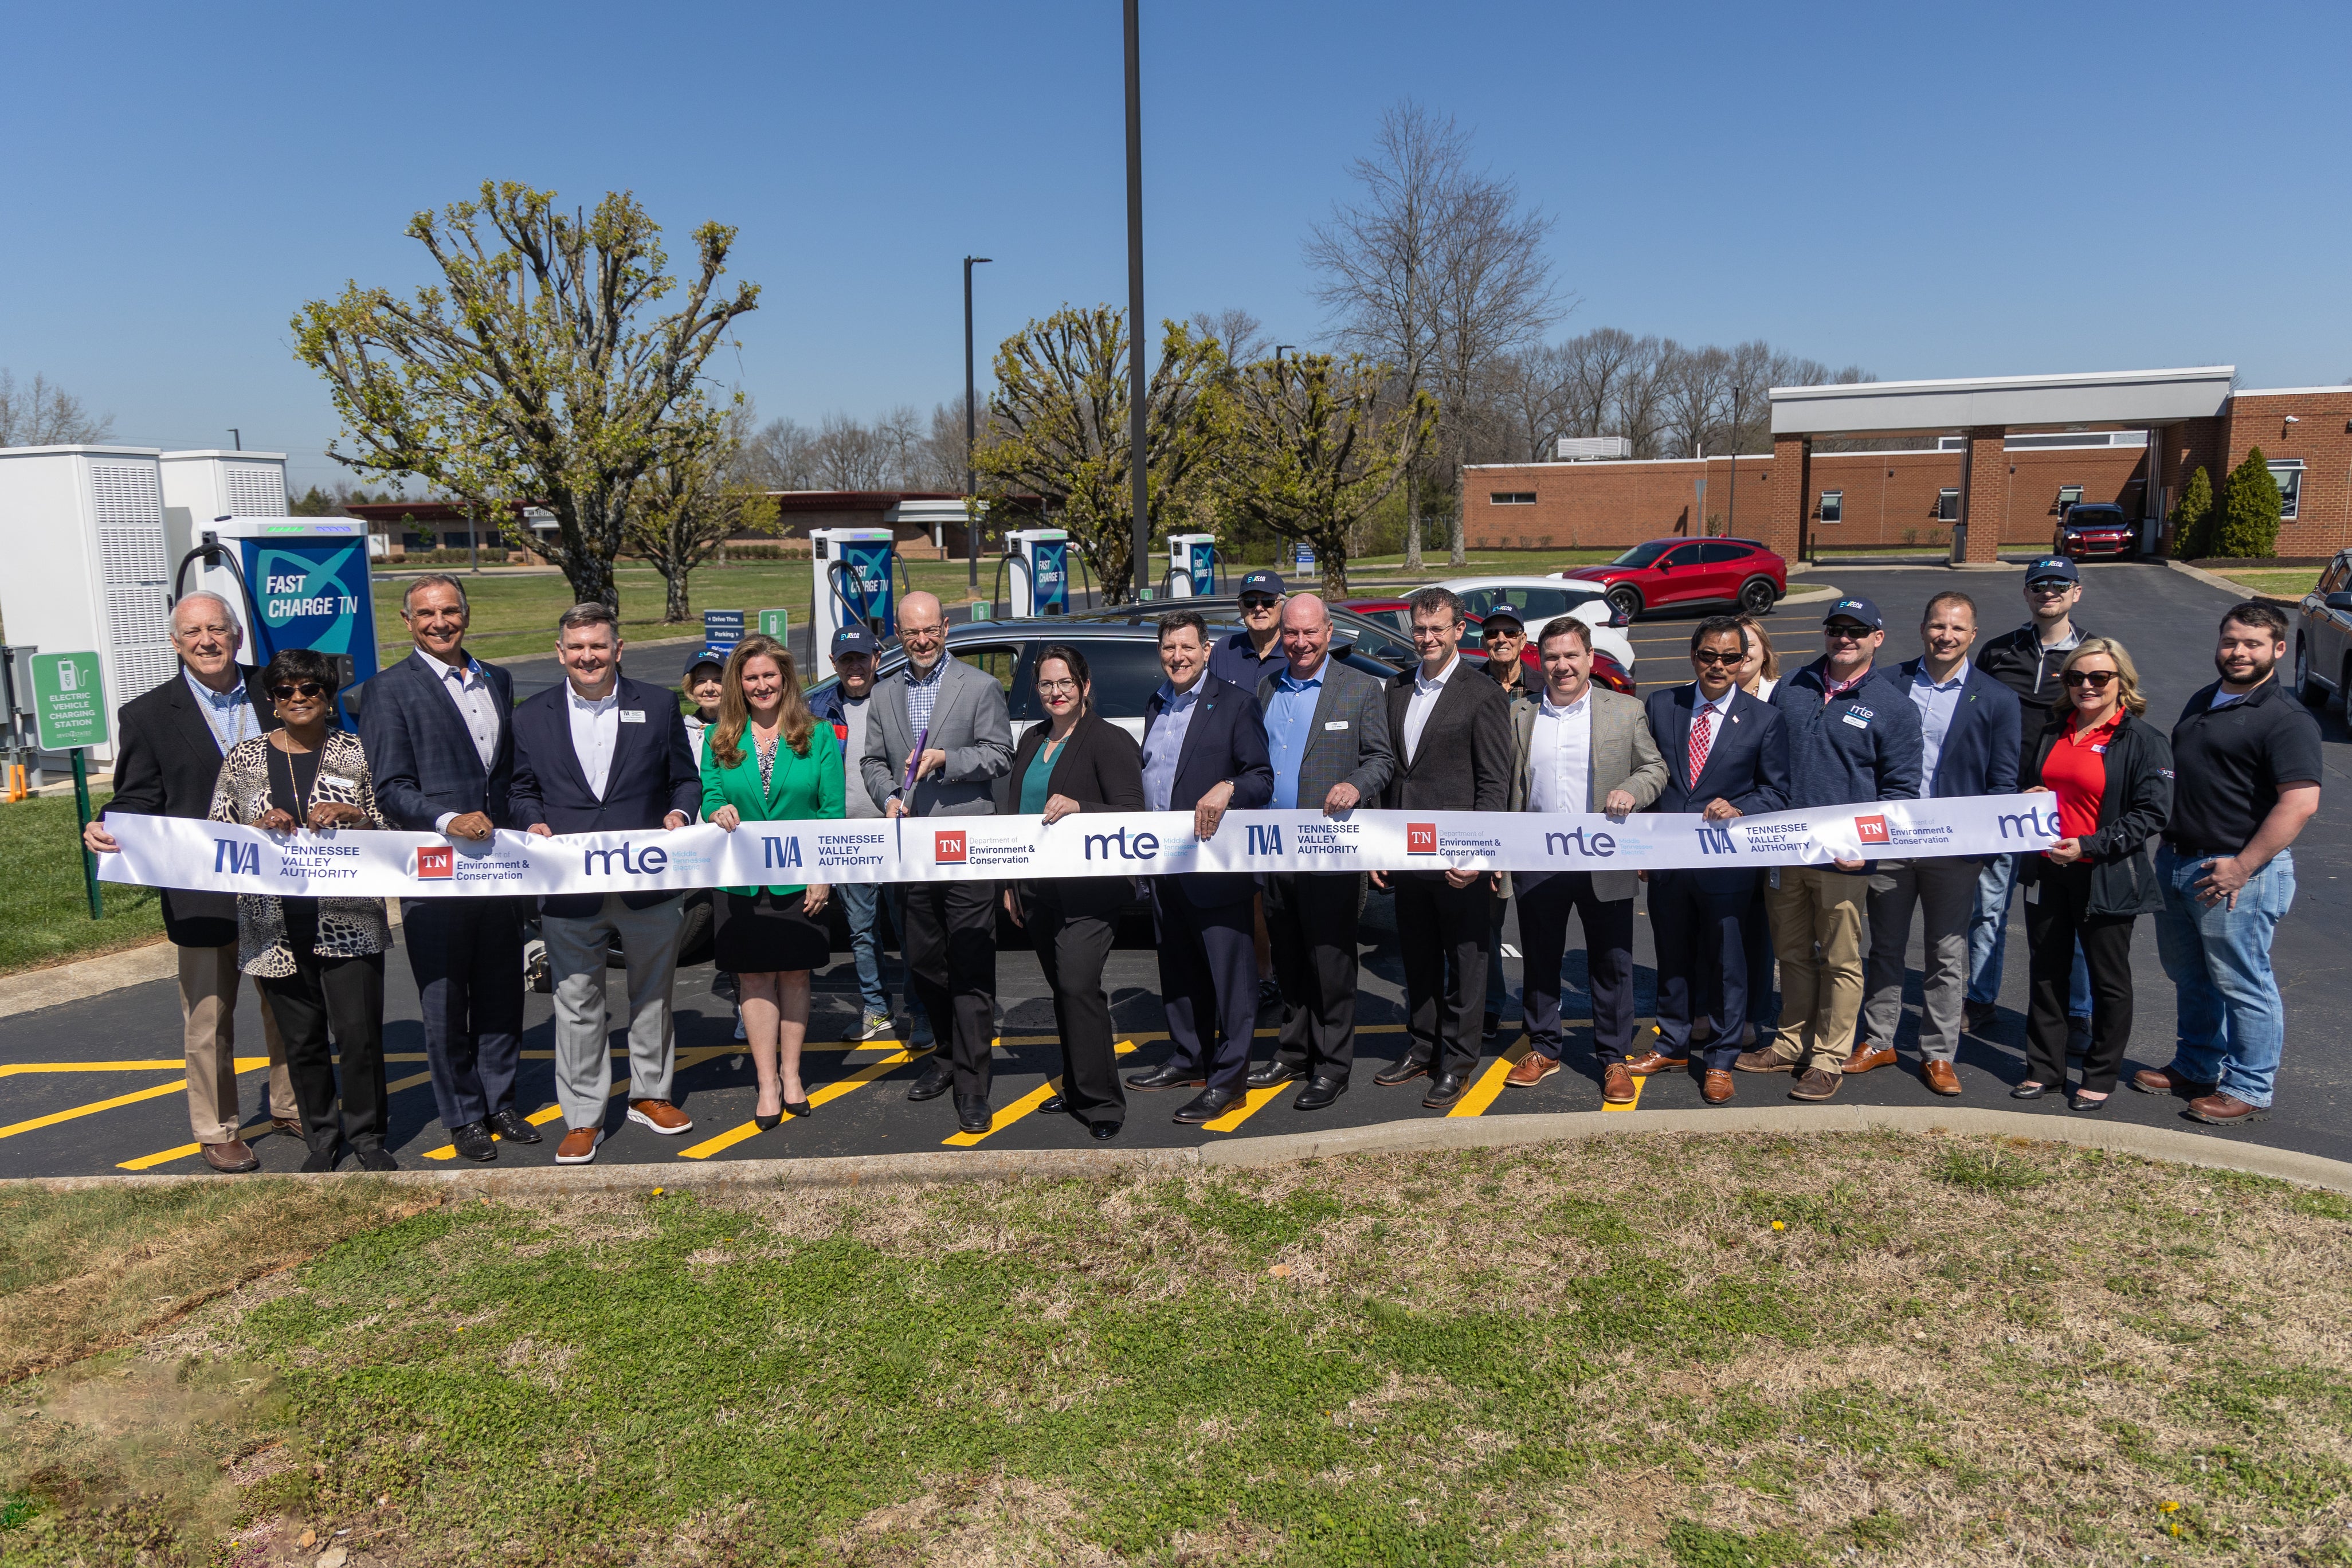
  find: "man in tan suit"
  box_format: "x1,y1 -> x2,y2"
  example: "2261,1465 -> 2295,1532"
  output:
1501,615 -> 1669,1097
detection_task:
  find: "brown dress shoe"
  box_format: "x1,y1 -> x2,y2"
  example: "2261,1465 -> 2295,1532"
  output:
200,1139 -> 260,1173
1920,1059 -> 1963,1097
1844,1042 -> 1897,1074
2186,1091 -> 2265,1126
1622,1049 -> 1688,1076
555,1126 -> 604,1165
2131,1066 -> 2218,1097
1504,1052 -> 1559,1088
1602,1064 -> 1637,1104
1788,1067 -> 1842,1101
1700,1069 -> 1735,1104
1732,1048 -> 1793,1074
271,1116 -> 302,1134
628,1099 -> 693,1134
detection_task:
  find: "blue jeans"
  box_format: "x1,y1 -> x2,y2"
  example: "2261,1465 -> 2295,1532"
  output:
837,882 -> 890,1016
2154,845 -> 2296,1108
1969,852 -> 2091,1017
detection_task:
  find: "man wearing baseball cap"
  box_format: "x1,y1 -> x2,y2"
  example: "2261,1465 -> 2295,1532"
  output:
1475,600 -> 1532,1040
807,623 -> 903,1042
1209,570 -> 1289,693
1737,597 -> 1922,1101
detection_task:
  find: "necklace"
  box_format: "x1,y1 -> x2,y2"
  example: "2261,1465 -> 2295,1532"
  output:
272,735 -> 316,826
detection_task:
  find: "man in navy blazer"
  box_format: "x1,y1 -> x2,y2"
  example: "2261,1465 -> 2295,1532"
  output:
508,603 -> 703,1166
1125,610 -> 1274,1124
356,575 -> 531,1163
1849,591 -> 2021,1096
1639,617 -> 1791,1104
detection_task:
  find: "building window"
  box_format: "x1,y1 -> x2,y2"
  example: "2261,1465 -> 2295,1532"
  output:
1937,489 -> 1961,523
2057,484 -> 2084,516
1489,491 -> 1536,505
2269,461 -> 2303,520
1818,490 -> 1843,524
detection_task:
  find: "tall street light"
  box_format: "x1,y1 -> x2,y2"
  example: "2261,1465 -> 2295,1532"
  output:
1123,0 -> 1150,602
965,254 -> 993,595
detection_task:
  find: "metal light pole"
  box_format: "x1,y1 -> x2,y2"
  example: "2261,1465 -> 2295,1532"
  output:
1123,0 -> 1150,602
964,254 -> 992,595
227,428 -> 241,450
1724,386 -> 1741,540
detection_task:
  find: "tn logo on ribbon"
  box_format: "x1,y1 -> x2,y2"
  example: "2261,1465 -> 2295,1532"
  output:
1405,823 -> 1438,854
935,829 -> 967,864
1855,815 -> 1890,845
414,845 -> 454,880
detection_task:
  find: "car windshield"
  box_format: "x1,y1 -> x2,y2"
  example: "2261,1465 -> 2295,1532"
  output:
1610,542 -> 1673,568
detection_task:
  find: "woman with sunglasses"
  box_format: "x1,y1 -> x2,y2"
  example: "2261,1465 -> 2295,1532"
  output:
2012,637 -> 2171,1110
205,648 -> 394,1171
995,646 -> 1146,1140
700,635 -> 841,1130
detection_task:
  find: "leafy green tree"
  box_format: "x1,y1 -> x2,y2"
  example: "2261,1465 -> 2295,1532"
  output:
1220,352 -> 1434,597
292,181 -> 758,611
2216,448 -> 2283,559
973,306 -> 1231,603
2170,465 -> 2214,558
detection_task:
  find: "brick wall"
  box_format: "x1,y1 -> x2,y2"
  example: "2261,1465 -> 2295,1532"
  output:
2217,391 -> 2352,556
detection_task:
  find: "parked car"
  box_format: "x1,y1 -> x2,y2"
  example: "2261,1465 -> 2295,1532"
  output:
2053,502 -> 2139,559
2295,547 -> 2352,709
1339,599 -> 1636,695
1416,578 -> 1641,677
1546,538 -> 1786,622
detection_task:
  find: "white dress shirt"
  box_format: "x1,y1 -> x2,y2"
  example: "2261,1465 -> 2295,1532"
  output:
1684,685 -> 1736,783
567,684 -> 621,801
1907,661 -> 1969,796
1527,687 -> 1593,814
415,649 -> 503,831
1401,653 -> 1460,765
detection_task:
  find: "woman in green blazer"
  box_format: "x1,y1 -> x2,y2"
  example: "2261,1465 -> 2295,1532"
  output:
701,635 -> 843,1128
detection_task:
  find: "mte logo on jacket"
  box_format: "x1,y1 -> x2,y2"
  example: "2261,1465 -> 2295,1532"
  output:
1406,822 -> 1438,854
935,829 -> 967,864
1855,815 -> 1890,845
415,845 -> 454,880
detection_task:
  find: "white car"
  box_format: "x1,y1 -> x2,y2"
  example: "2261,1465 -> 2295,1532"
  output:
1433,577 -> 1638,680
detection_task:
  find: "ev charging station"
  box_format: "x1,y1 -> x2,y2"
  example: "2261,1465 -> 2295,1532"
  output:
997,527 -> 1070,618
176,516 -> 381,701
809,527 -> 898,681
1166,533 -> 1218,598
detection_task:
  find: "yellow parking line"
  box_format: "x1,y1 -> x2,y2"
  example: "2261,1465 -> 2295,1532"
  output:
5,1078 -> 186,1141
940,1041 -> 1138,1148
1199,1083 -> 1288,1131
116,1065 -> 439,1171
680,1046 -> 920,1159
1,1059 -> 258,1076
1602,1073 -> 1648,1113
420,1102 -> 567,1161
1447,1038 -> 1532,1118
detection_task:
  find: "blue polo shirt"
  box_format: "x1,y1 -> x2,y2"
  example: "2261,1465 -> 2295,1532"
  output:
1262,658 -> 1326,809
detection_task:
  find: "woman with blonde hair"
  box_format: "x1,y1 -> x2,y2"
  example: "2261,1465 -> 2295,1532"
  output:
1732,614 -> 1781,700
700,634 -> 842,1128
2013,636 -> 2170,1111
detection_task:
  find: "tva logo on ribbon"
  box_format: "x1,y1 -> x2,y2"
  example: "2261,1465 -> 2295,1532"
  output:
935,829 -> 967,864
1406,823 -> 1438,854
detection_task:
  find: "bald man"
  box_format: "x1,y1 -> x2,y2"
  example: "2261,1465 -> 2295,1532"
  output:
859,591 -> 1014,1135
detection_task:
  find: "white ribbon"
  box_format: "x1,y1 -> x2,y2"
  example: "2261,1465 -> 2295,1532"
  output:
96,796 -> 2061,900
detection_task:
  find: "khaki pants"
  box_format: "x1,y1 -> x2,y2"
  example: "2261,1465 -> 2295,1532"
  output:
1763,865 -> 1868,1075
178,943 -> 294,1144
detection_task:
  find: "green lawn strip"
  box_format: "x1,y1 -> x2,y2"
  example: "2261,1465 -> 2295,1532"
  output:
0,791 -> 163,975
9,1135 -> 2352,1565
2197,567 -> 2320,599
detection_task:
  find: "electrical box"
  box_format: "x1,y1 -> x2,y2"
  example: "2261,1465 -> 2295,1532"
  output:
160,449 -> 289,571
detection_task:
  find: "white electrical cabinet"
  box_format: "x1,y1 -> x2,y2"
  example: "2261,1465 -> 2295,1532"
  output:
0,446 -> 182,763
160,449 -> 289,574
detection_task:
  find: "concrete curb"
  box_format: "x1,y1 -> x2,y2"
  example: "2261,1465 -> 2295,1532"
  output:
2163,557 -> 2301,607
18,1105 -> 2351,1198
0,942 -> 180,1019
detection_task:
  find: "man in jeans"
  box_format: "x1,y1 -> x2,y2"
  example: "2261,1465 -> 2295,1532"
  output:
2135,603 -> 2321,1126
809,624 -> 899,1041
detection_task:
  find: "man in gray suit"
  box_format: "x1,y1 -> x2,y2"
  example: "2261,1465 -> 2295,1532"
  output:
1500,615 -> 1669,1095
859,591 -> 1014,1134
1244,595 -> 1397,1109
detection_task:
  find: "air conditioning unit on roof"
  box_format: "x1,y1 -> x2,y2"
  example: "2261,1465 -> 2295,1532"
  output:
1556,436 -> 1633,461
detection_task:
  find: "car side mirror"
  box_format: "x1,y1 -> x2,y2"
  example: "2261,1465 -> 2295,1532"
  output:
2326,591 -> 2352,612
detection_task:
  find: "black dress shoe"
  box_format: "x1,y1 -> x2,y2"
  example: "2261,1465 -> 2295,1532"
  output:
1089,1120 -> 1121,1141
954,1094 -> 993,1135
1294,1075 -> 1347,1111
1038,1095 -> 1068,1114
1126,1061 -> 1207,1092
489,1108 -> 543,1145
2010,1081 -> 2048,1100
1245,1060 -> 1304,1090
450,1120 -> 497,1163
907,1061 -> 955,1102
1173,1087 -> 1241,1124
1421,1071 -> 1469,1109
1483,1010 -> 1502,1044
1372,1057 -> 1430,1087
300,1144 -> 341,1174
353,1144 -> 399,1172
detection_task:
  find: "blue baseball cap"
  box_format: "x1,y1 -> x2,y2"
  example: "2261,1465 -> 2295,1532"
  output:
683,649 -> 727,679
1480,602 -> 1527,630
831,623 -> 879,658
1238,570 -> 1285,599
2024,555 -> 2080,585
1822,596 -> 1884,630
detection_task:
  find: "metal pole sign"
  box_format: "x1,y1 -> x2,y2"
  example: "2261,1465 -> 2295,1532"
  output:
703,609 -> 746,662
28,652 -> 108,919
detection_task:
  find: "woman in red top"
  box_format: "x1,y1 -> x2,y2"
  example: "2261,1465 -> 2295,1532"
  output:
2013,637 -> 2171,1110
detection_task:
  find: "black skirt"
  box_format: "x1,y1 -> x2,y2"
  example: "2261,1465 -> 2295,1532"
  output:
715,890 -> 832,974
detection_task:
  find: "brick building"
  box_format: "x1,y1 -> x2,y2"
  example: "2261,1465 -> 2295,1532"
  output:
1466,367 -> 2350,562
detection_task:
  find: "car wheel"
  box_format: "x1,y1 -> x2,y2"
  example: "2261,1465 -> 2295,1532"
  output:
1606,585 -> 1644,624
1737,576 -> 1777,615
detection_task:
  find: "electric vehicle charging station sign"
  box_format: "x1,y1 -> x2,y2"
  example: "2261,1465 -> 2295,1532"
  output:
1031,536 -> 1068,613
840,538 -> 896,634
30,652 -> 107,750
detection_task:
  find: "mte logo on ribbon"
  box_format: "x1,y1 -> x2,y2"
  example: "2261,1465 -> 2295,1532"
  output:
1855,815 -> 1890,845
415,845 -> 454,880
935,829 -> 967,864
1406,822 -> 1438,855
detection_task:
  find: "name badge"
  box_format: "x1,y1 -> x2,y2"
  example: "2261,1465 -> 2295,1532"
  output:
322,775 -> 357,790
620,710 -> 647,723
1841,713 -> 1869,728
1324,720 -> 1350,731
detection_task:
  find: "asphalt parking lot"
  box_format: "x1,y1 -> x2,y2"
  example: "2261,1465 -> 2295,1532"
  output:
3,562 -> 2345,1177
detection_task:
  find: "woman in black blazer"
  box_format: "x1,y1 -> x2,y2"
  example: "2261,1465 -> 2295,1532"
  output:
2014,637 -> 2171,1111
995,645 -> 1147,1140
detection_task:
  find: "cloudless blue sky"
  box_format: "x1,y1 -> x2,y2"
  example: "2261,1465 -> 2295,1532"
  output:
5,0 -> 2345,491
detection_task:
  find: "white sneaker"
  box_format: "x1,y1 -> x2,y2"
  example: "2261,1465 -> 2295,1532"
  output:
734,1012 -> 748,1041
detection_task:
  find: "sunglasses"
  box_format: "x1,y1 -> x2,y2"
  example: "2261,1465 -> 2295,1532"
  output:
2028,582 -> 2075,594
1823,624 -> 1873,641
269,681 -> 327,700
1240,595 -> 1279,610
2061,669 -> 2118,689
1691,649 -> 1740,665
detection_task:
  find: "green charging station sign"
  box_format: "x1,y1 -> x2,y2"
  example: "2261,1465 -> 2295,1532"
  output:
758,608 -> 790,638
30,652 -> 107,750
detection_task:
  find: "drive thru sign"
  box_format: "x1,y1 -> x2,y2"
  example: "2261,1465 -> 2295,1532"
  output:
30,652 -> 107,751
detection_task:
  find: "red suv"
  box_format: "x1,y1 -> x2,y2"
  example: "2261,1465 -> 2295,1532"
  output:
1565,538 -> 1787,622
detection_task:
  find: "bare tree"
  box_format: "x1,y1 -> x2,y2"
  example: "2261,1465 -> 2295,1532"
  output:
736,410 -> 818,491
0,370 -> 115,446
1481,342 -> 1577,462
1190,308 -> 1273,370
1660,342 -> 1735,460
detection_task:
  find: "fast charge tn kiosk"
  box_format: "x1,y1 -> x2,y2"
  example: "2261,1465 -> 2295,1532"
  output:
1166,533 -> 1217,598
177,516 -> 380,704
1000,528 -> 1070,618
810,527 -> 896,681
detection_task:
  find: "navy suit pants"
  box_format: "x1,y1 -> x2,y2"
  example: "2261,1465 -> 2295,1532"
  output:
1153,886 -> 1259,1093
401,896 -> 524,1131
1649,867 -> 1759,1071
1516,872 -> 1636,1066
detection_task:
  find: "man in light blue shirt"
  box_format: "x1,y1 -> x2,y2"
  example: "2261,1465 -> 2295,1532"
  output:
1138,680 -> 1199,812
1261,660 -> 1324,810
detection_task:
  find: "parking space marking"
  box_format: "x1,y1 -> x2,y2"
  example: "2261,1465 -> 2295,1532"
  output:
419,1102 -> 569,1161
1448,1038 -> 1532,1118
1199,1082 -> 1288,1131
680,1046 -> 922,1159
4,1078 -> 187,1142
1,1059 -> 262,1077
940,1041 -> 1138,1147
116,1066 -> 438,1171
1602,1073 -> 1648,1113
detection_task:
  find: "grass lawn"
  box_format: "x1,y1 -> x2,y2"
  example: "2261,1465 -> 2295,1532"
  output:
9,1133 -> 2352,1565
2197,568 -> 2321,600
0,791 -> 162,975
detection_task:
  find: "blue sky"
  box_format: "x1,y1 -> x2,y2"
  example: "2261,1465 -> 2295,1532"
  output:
5,0 -> 2345,492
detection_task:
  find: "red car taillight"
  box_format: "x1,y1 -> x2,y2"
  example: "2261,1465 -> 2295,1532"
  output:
1592,652 -> 1636,695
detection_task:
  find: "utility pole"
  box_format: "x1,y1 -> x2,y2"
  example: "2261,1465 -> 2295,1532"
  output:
1724,386 -> 1741,540
964,254 -> 992,595
227,429 -> 241,450
1123,0 -> 1150,603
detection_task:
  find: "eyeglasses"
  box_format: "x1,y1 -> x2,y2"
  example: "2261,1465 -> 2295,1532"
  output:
269,681 -> 326,700
1240,595 -> 1279,611
2028,582 -> 2074,595
2061,669 -> 2118,689
1691,649 -> 1739,665
1822,625 -> 1872,642
1036,678 -> 1080,694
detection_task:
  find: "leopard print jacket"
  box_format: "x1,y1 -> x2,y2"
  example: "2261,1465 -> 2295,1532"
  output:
206,732 -> 391,977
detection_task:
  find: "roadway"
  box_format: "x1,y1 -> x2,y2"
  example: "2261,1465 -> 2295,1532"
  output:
2,563 -> 2346,1177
